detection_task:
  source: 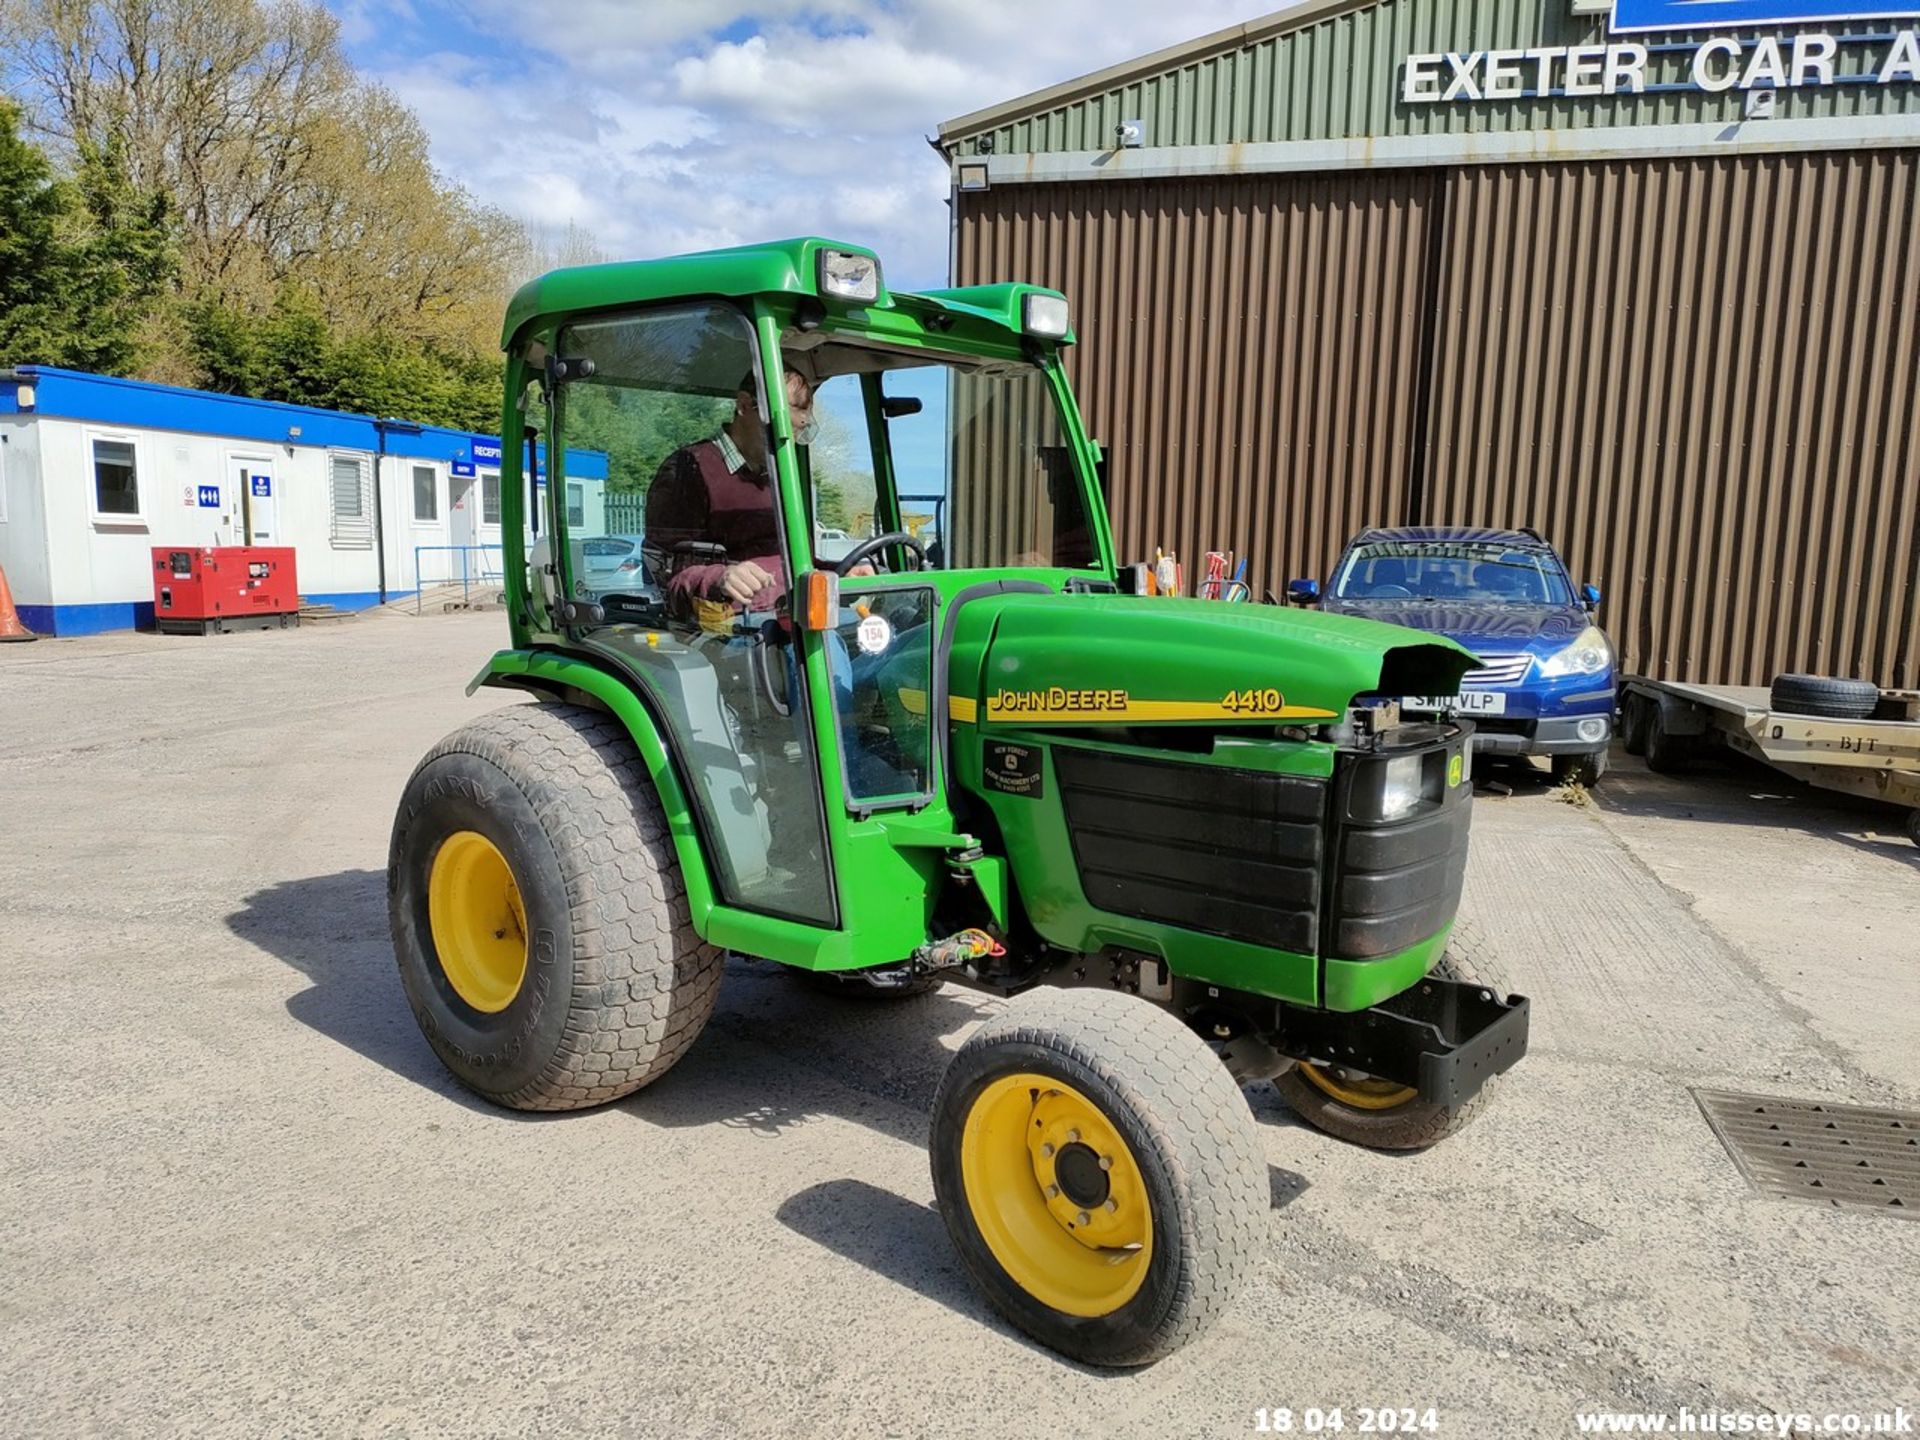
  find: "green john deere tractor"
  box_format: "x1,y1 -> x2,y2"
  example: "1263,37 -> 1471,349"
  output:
388,237 -> 1528,1367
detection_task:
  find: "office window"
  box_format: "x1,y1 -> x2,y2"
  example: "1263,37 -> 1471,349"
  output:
92,437 -> 140,518
412,464 -> 438,522
566,482 -> 585,528
329,454 -> 373,548
481,473 -> 501,525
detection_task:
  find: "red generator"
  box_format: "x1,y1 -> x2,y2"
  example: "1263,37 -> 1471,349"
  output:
152,546 -> 300,635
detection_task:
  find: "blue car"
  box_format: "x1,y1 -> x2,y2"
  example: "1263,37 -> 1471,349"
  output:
1294,526 -> 1617,785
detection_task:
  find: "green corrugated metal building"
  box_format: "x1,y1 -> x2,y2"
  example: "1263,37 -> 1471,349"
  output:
936,0 -> 1920,689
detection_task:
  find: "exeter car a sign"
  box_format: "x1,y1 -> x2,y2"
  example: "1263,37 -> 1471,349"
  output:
1402,0 -> 1920,103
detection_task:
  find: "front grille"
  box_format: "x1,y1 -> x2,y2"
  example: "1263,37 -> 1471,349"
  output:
1053,747 -> 1327,954
1462,653 -> 1532,687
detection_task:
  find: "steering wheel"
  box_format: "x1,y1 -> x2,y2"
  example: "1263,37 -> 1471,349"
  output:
833,530 -> 926,576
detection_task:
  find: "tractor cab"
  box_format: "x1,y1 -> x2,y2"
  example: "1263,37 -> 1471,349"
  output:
499,241 -> 1119,950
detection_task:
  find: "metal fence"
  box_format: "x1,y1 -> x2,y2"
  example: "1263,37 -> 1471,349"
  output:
413,545 -> 506,613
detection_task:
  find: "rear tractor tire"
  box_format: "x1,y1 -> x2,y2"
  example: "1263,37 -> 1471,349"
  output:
929,988 -> 1266,1367
1272,919 -> 1506,1152
388,702 -> 723,1111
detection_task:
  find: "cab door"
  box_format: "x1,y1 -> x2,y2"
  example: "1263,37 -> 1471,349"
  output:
545,301 -> 839,928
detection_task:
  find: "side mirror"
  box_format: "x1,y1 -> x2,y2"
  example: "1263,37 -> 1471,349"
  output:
1582,582 -> 1602,609
1091,441 -> 1109,501
880,395 -> 922,418
1286,578 -> 1321,606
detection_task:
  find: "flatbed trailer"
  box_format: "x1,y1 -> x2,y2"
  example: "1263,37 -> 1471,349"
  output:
1619,677 -> 1920,845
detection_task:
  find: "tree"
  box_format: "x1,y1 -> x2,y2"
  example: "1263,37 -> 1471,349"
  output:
2,0 -> 526,365
0,98 -> 174,371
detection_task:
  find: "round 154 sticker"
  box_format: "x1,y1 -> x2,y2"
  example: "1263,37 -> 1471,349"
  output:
855,612 -> 892,655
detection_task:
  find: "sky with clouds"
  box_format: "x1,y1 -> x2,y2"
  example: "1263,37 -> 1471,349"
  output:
322,0 -> 1276,290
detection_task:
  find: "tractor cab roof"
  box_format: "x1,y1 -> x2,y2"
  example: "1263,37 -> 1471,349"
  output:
503,235 -> 1071,351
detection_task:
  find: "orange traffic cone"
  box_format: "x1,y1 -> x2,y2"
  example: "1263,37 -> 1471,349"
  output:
0,563 -> 39,642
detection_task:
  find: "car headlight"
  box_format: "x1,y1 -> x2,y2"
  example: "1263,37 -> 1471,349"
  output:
1538,625 -> 1613,679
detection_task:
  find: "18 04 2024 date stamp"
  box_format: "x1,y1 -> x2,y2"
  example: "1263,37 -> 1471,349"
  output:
1254,1408 -> 1442,1434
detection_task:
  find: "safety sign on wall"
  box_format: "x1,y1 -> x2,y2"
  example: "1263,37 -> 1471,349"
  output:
197,485 -> 221,508
250,474 -> 271,497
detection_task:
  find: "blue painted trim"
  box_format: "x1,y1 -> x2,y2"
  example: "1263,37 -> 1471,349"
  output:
16,601 -> 152,637
1,366 -> 608,479
19,588 -> 420,636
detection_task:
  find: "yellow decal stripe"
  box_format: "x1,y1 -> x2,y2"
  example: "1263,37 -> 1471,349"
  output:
894,688 -> 980,724
984,699 -> 1337,723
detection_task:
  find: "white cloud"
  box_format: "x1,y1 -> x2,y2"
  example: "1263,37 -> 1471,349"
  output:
672,31 -> 981,131
340,0 -> 1278,289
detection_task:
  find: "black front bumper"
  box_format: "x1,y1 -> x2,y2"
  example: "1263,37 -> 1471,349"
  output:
1272,976 -> 1530,1108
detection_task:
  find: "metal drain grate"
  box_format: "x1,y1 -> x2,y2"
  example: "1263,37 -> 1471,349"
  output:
1694,1089 -> 1920,1219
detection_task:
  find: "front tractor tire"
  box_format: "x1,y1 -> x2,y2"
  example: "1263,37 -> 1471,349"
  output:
930,988 -> 1266,1367
389,702 -> 723,1111
1272,921 -> 1505,1152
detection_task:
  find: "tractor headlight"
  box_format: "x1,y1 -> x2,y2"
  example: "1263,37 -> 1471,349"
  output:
818,249 -> 880,303
1379,753 -> 1425,821
1348,750 -> 1432,822
1022,292 -> 1070,338
1538,625 -> 1613,679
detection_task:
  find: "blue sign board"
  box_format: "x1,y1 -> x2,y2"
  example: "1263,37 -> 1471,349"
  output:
197,485 -> 221,508
250,474 -> 271,497
451,460 -> 476,478
471,436 -> 503,466
1613,0 -> 1920,27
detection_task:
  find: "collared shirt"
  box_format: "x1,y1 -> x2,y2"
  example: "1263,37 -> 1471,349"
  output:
642,432 -> 784,615
712,427 -> 752,476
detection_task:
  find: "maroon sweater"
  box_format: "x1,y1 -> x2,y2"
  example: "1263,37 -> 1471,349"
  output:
643,438 -> 786,614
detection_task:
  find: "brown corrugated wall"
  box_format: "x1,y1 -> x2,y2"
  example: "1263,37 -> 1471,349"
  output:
1423,151 -> 1920,687
955,150 -> 1920,686
955,173 -> 1437,604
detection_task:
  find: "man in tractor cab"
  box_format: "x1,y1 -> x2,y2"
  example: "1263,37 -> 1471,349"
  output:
643,366 -> 870,622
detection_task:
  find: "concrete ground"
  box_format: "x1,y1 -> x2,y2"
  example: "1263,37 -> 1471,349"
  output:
2,611 -> 1915,1438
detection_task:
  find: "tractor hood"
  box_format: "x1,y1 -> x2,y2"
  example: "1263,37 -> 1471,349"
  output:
947,593 -> 1475,727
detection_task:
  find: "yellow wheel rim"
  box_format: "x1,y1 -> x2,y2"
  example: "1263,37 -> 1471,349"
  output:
427,830 -> 529,1013
958,1072 -> 1153,1318
1297,1063 -> 1418,1111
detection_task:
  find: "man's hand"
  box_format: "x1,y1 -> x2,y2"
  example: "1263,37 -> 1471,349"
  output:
847,562 -> 876,577
720,560 -> 775,604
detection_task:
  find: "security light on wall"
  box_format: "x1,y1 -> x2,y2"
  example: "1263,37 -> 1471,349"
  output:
1745,88 -> 1777,119
1117,119 -> 1145,148
1568,0 -> 1609,13
957,161 -> 991,192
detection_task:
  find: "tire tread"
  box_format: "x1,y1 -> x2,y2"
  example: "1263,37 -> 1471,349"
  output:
401,702 -> 722,1111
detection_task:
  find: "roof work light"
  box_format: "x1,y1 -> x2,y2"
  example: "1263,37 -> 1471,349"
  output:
1022,292 -> 1070,338
818,249 -> 881,303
